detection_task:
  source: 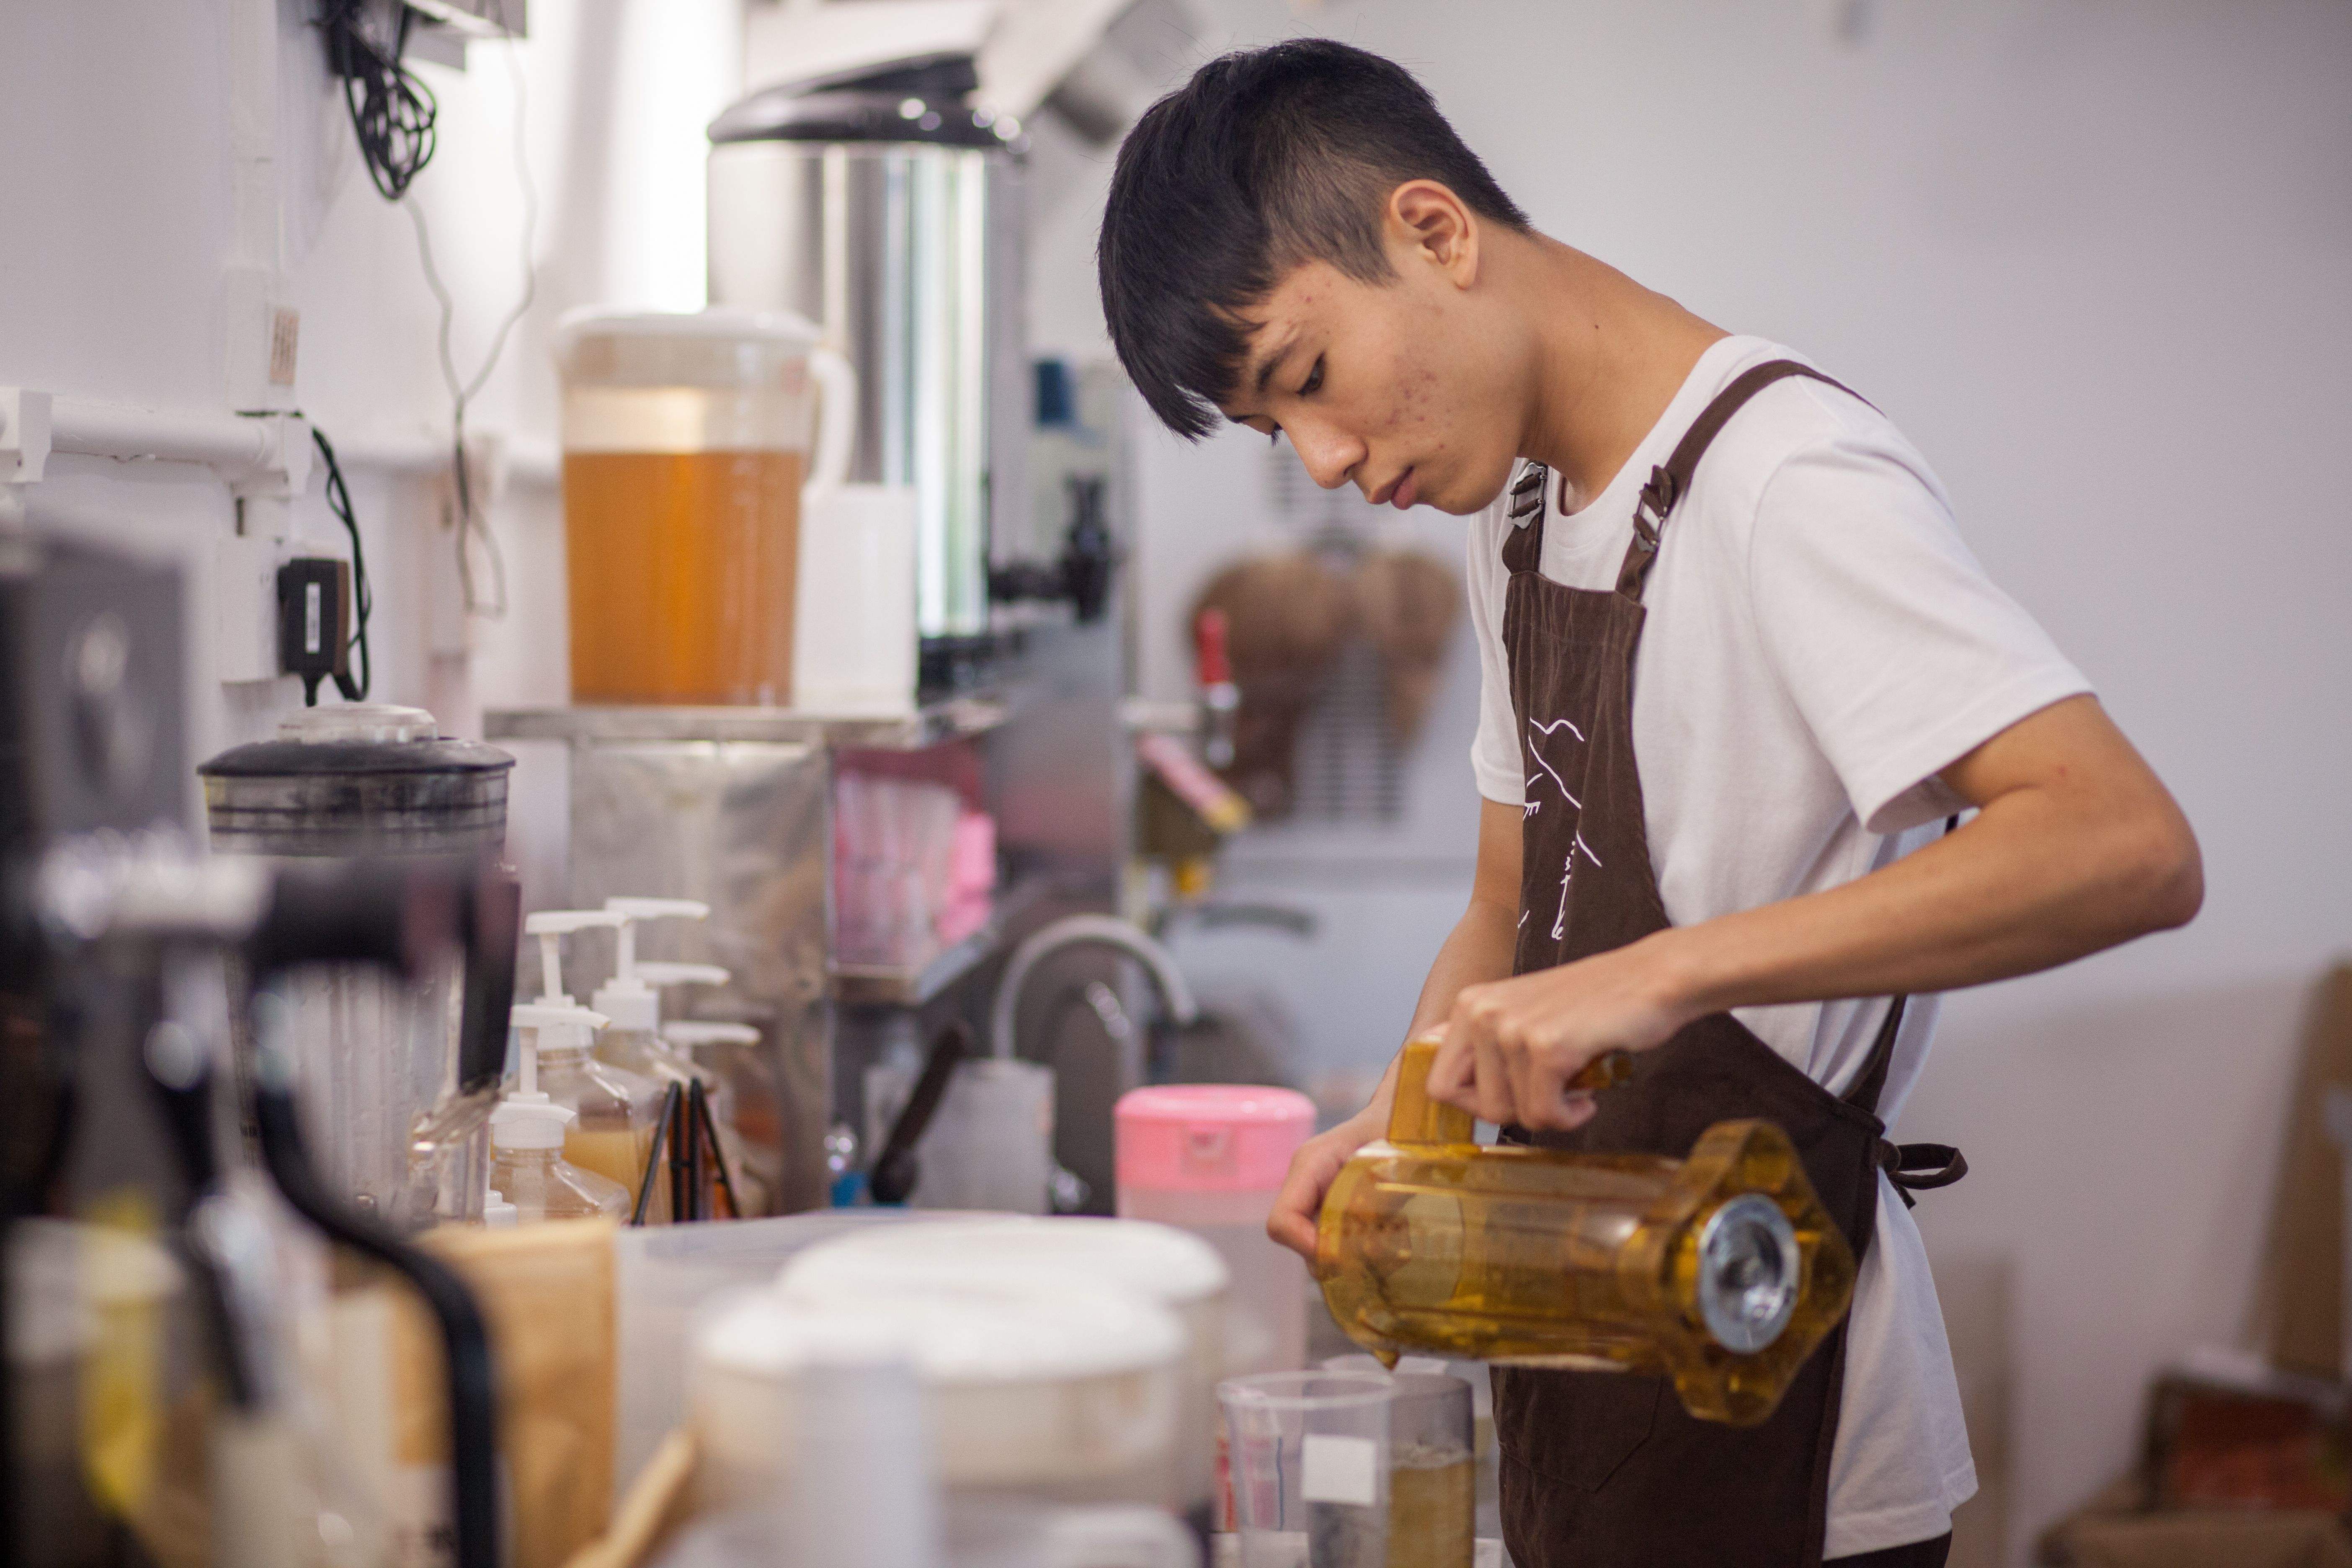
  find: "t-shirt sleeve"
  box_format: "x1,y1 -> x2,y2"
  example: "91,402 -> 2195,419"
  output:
1467,508 -> 1527,806
1748,436 -> 2094,835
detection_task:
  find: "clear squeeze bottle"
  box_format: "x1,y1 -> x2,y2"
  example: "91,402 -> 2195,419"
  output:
1315,1039 -> 1858,1426
520,911 -> 667,1217
490,1002 -> 631,1221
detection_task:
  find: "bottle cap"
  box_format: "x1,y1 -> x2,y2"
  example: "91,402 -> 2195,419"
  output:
589,898 -> 722,1032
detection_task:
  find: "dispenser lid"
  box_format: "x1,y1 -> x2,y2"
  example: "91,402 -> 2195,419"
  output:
1115,1084 -> 1316,1194
712,1275 -> 1183,1385
783,1217 -> 1229,1309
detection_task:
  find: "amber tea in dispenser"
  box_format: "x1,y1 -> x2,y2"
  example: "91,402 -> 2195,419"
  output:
1315,1040 -> 1855,1426
557,308 -> 851,706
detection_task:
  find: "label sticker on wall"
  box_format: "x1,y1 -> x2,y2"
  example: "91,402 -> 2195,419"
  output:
1300,1434 -> 1379,1507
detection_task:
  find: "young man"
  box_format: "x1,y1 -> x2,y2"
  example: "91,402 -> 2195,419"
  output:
1099,39 -> 2202,1568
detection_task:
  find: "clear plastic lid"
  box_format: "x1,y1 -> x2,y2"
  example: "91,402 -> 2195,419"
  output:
555,306 -> 825,388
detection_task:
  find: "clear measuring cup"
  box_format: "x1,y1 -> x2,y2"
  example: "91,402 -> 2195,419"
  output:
557,307 -> 854,706
1220,1370 -> 1393,1568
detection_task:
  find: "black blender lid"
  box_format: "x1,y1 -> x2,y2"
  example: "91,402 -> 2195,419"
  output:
200,705 -> 513,778
709,55 -> 1017,149
199,736 -> 514,778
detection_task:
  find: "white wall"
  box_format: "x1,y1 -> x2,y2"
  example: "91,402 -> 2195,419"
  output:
0,0 -> 741,904
1089,1 -> 2352,1560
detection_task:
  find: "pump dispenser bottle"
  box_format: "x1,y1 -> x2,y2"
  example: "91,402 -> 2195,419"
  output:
520,911 -> 667,1215
491,1002 -> 631,1221
591,897 -> 730,1099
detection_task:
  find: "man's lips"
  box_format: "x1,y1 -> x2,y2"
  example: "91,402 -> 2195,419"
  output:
1373,467 -> 1418,509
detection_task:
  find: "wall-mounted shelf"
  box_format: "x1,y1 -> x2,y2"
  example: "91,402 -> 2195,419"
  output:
484,697 -> 1007,752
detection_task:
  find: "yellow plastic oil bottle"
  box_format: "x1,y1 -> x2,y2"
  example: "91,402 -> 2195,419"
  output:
1315,1039 -> 1856,1426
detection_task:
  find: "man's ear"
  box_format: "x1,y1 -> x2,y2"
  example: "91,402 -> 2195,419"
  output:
1387,180 -> 1480,286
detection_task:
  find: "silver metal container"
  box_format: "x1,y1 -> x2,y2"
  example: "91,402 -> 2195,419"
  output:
707,62 -> 1028,648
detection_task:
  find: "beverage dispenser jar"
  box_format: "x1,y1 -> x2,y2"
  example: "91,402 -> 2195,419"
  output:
1315,1042 -> 1857,1426
1116,1084 -> 1316,1377
198,703 -> 515,1227
556,307 -> 854,705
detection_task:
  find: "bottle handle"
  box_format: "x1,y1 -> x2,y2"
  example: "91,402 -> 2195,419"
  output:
1389,1036 -> 1633,1144
804,346 -> 857,504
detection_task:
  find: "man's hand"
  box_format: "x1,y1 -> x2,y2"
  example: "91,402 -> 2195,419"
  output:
1425,934 -> 1692,1131
1266,1102 -> 1387,1261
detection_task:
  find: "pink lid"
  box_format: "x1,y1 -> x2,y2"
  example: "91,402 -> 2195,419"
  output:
1115,1084 -> 1316,1194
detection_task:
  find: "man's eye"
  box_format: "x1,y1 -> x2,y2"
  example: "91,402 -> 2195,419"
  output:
1300,358 -> 1325,396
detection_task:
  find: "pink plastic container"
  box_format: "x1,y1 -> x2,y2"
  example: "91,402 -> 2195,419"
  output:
1116,1085 -> 1317,1380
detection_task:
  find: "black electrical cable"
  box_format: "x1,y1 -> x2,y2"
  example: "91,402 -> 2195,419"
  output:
311,428 -> 372,702
319,0 -> 437,201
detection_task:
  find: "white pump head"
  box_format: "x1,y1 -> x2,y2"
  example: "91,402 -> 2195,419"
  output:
496,999 -> 611,1151
663,1021 -> 762,1057
523,909 -> 627,1007
592,897 -> 728,1032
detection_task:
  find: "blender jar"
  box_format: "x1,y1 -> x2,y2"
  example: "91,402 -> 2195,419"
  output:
557,307 -> 854,705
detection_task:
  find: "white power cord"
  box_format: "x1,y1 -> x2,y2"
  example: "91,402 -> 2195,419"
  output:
402,0 -> 536,620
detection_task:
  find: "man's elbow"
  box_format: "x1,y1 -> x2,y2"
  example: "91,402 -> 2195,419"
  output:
2120,806 -> 2204,934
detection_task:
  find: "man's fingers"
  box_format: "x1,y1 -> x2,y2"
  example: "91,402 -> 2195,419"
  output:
1268,1204 -> 1319,1259
1425,1029 -> 1474,1106
1509,1040 -> 1558,1130
1471,1027 -> 1516,1126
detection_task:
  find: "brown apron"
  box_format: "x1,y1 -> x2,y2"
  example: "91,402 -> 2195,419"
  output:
1491,361 -> 1966,1567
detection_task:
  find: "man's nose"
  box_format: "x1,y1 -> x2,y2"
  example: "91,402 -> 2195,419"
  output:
1287,423 -> 1363,493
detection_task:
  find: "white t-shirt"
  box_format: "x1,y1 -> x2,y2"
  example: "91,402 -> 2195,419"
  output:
1467,335 -> 2089,1555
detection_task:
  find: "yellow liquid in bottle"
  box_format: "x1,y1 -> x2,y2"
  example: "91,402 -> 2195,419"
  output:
564,1124 -> 661,1213
1315,1042 -> 1857,1426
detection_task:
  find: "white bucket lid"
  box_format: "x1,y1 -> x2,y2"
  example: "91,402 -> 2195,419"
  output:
782,1217 -> 1229,1309
708,1274 -> 1184,1387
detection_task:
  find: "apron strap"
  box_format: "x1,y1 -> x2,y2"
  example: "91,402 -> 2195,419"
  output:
1616,360 -> 1870,600
1877,1142 -> 1969,1209
1501,459 -> 1549,573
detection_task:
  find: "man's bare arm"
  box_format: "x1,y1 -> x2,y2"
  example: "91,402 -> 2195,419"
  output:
1428,695 -> 2202,1128
1265,799 -> 1523,1256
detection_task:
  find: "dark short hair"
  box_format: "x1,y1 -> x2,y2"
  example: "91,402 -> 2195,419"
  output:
1098,39 -> 1529,439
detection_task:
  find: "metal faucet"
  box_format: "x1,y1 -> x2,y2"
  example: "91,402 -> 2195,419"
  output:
989,913 -> 1200,1060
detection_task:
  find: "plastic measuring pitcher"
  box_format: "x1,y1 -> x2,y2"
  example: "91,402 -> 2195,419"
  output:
1315,1039 -> 1857,1426
1220,1370 -> 1394,1568
557,307 -> 855,705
